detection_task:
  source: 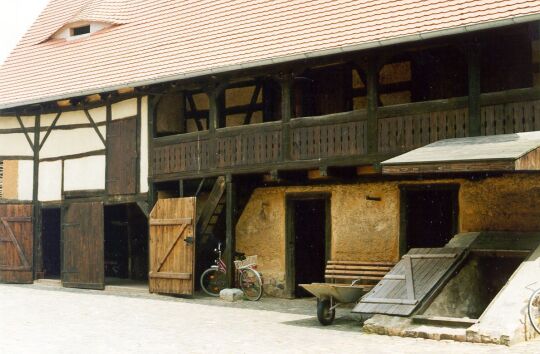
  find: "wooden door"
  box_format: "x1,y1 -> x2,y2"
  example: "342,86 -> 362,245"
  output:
353,247 -> 467,316
0,204 -> 33,283
62,202 -> 104,290
107,117 -> 137,195
149,198 -> 196,295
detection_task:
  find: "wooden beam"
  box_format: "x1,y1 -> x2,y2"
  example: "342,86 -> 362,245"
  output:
15,113 -> 35,152
468,42 -> 481,136
280,75 -> 293,161
356,165 -> 378,175
307,167 -> 328,180
243,82 -> 262,125
225,174 -> 236,288
32,113 -> 41,279
83,109 -> 106,146
39,111 -> 62,151
366,60 -> 379,154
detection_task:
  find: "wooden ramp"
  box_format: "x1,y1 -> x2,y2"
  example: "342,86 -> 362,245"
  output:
353,248 -> 467,316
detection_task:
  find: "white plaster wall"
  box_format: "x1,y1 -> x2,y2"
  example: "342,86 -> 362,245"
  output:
64,155 -> 105,191
38,161 -> 62,201
140,96 -> 148,193
40,113 -> 59,128
0,116 -> 26,129
17,161 -> 33,200
87,106 -> 107,123
20,116 -> 35,128
40,128 -> 105,159
112,98 -> 137,120
0,133 -> 34,156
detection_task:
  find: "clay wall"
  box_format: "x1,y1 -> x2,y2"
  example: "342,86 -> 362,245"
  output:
236,174 -> 540,297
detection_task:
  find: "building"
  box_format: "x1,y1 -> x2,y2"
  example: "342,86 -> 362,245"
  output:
0,0 -> 540,345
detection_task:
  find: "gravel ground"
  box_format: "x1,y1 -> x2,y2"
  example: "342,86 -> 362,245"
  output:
0,284 -> 539,354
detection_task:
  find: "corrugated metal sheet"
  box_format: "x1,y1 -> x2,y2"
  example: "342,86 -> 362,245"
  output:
0,0 -> 539,108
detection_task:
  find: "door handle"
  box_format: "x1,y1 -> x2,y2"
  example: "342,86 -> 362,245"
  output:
184,236 -> 194,245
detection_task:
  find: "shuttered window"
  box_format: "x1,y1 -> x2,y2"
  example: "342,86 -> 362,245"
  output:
0,160 -> 4,198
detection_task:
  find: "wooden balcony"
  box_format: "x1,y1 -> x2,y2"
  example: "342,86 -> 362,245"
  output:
151,87 -> 540,181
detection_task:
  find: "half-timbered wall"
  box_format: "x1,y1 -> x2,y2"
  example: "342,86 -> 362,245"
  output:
0,96 -> 148,202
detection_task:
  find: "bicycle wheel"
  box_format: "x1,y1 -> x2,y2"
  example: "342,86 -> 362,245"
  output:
200,268 -> 227,297
528,288 -> 540,335
239,268 -> 263,301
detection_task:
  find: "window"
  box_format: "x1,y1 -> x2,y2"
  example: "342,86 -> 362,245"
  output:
71,25 -> 91,37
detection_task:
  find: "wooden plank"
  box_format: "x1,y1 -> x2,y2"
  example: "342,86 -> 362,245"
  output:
61,202 -> 105,290
353,248 -> 467,316
107,117 -> 137,195
327,260 -> 395,266
325,270 -> 388,276
149,197 -> 196,295
361,298 -> 418,305
404,254 -> 415,300
326,265 -> 393,271
155,224 -> 188,272
149,218 -> 193,226
0,204 -> 33,284
148,271 -> 191,280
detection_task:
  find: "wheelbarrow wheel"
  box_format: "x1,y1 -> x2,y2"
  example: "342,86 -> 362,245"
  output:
317,299 -> 335,326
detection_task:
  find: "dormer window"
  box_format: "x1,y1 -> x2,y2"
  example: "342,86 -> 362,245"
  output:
71,25 -> 91,37
49,21 -> 114,41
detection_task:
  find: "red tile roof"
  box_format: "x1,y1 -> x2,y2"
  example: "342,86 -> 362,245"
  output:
1,0 -> 540,109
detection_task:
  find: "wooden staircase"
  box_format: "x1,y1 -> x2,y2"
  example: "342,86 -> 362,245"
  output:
196,176 -> 226,237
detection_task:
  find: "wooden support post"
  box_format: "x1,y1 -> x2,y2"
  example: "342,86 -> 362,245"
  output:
280,75 -> 293,162
403,255 -> 415,301
178,180 -> 184,197
225,174 -> 236,288
207,83 -> 226,168
148,96 -> 159,210
468,43 -> 481,137
208,90 -> 219,133
366,60 -> 379,154
32,113 -> 41,279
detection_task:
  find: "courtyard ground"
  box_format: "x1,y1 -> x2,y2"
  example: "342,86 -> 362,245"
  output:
0,283 -> 539,354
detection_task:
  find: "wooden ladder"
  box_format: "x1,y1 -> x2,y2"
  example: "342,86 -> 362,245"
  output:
196,176 -> 226,237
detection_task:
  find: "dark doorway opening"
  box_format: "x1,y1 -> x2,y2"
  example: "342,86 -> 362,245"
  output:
287,195 -> 330,298
41,208 -> 61,279
423,251 -> 526,319
104,204 -> 148,285
401,185 -> 459,254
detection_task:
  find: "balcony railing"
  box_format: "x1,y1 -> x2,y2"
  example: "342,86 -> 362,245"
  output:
152,87 -> 540,180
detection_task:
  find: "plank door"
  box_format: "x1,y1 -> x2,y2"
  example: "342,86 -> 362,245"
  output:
107,117 -> 137,195
0,204 -> 33,283
62,202 -> 105,290
149,197 -> 196,295
353,247 -> 467,316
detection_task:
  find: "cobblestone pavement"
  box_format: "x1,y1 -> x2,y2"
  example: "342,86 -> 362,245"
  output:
1,284 -> 540,354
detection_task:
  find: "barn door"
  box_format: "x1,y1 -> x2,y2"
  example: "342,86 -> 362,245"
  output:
62,202 -> 104,290
0,204 -> 33,283
149,197 -> 196,295
107,117 -> 137,195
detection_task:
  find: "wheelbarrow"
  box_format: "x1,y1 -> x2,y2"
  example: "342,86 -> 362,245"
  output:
300,281 -> 370,325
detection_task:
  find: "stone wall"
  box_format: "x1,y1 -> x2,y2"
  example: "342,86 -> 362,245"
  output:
236,173 -> 540,298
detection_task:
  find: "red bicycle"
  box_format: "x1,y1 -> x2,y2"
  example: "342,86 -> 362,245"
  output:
200,242 -> 263,301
